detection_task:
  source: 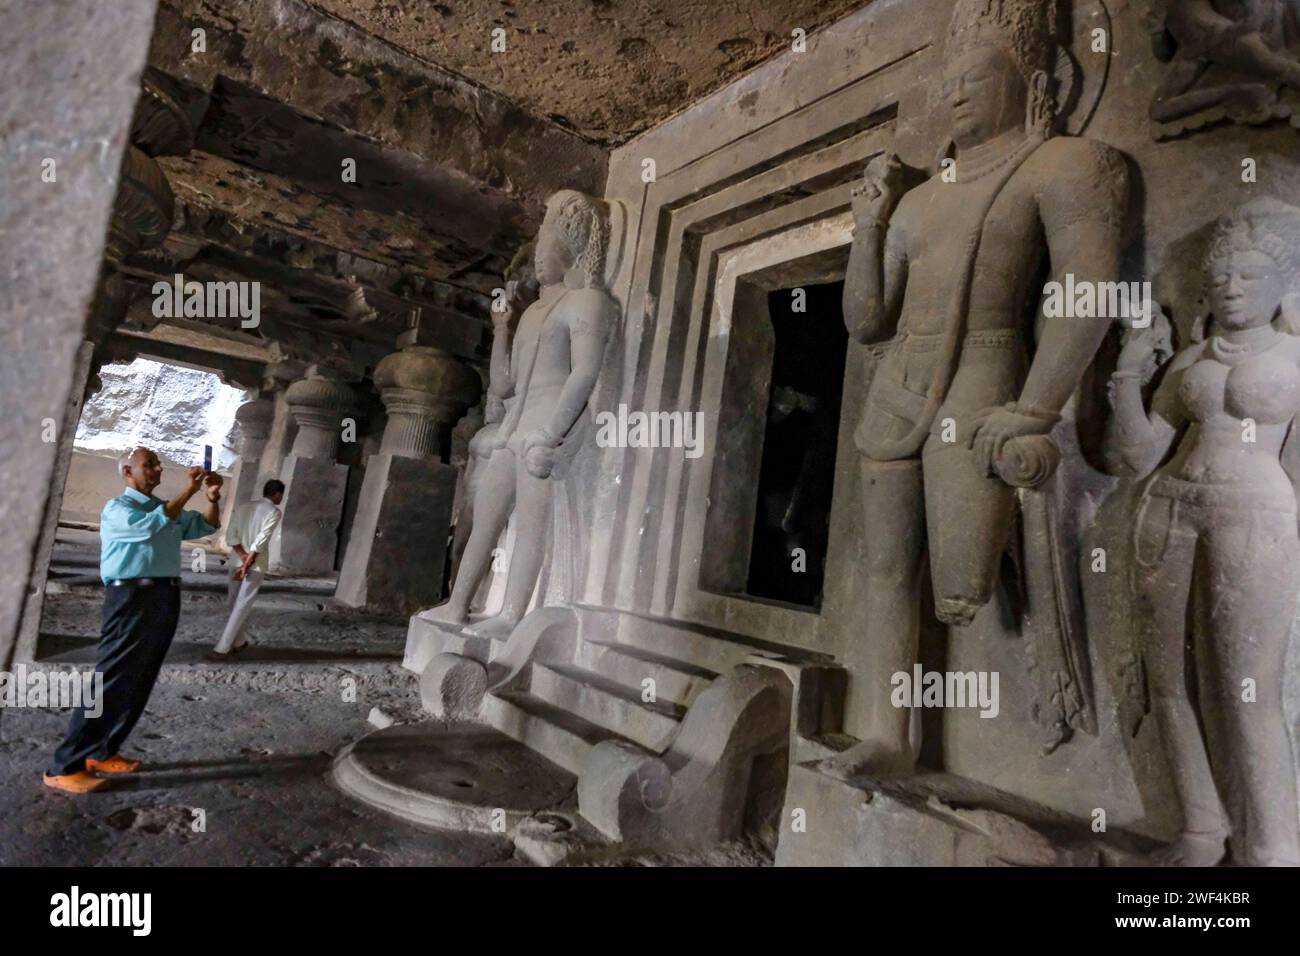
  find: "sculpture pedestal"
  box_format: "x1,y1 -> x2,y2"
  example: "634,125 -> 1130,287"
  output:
335,453 -> 456,615
270,453 -> 348,574
774,762 -> 1155,866
403,609 -> 511,675
333,722 -> 577,833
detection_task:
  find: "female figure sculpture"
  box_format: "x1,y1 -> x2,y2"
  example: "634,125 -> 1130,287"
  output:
429,190 -> 617,639
1107,197 -> 1300,866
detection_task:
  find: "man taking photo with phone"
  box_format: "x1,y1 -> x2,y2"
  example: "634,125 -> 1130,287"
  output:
43,446 -> 222,794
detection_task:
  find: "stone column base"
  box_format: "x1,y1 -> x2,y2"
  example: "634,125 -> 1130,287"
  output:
335,453 -> 455,614
270,453 -> 348,574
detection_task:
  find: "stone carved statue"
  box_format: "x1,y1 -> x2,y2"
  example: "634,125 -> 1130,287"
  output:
828,0 -> 1130,776
449,243 -> 540,580
1105,198 -> 1300,867
1150,0 -> 1300,136
429,192 -> 618,639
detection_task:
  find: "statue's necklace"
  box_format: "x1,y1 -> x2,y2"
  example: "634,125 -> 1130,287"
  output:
952,130 -> 1038,183
1209,326 -> 1279,366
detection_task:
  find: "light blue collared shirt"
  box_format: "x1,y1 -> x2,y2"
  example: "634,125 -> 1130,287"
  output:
100,487 -> 216,582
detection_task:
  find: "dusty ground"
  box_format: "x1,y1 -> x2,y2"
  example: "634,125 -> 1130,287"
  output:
1,532 -> 768,867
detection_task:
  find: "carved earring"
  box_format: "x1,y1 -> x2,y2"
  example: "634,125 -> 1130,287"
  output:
1025,69 -> 1052,136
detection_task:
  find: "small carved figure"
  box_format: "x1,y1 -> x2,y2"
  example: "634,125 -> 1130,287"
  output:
428,192 -> 617,639
1150,0 -> 1300,133
827,0 -> 1129,777
1105,198 -> 1300,867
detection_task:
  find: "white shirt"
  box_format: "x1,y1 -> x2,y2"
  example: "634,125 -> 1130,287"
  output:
225,498 -> 282,573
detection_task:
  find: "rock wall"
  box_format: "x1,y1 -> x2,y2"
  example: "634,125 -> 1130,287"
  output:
0,0 -> 160,667
75,357 -> 246,471
60,358 -> 246,532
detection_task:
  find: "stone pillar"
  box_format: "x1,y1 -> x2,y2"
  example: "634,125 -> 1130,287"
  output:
228,397 -> 274,508
6,36 -> 192,669
336,338 -> 479,614
13,343 -> 98,663
270,365 -> 354,575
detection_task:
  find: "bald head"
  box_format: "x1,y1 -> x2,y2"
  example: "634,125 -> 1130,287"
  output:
120,446 -> 163,494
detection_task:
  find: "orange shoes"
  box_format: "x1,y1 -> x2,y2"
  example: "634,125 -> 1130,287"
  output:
86,755 -> 141,774
43,755 -> 139,792
43,771 -> 111,794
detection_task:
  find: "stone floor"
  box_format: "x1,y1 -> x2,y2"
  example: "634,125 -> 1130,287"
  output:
0,531 -> 768,867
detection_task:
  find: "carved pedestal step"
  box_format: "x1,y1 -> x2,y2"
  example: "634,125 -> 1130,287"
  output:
575,638 -> 715,709
483,691 -> 636,777
478,610 -> 735,775
403,610 -> 511,675
774,763 -> 1158,867
367,603 -> 843,853
472,605 -> 838,851
575,603 -> 824,676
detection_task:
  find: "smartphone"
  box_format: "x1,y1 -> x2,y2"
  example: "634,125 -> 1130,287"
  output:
202,444 -> 213,472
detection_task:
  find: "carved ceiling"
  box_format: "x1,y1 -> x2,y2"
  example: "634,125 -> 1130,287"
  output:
305,0 -> 869,144
116,0 -> 868,386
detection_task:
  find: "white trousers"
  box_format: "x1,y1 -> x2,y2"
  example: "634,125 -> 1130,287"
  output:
215,567 -> 265,654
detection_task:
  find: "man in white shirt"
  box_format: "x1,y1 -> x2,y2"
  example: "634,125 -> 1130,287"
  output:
210,480 -> 283,659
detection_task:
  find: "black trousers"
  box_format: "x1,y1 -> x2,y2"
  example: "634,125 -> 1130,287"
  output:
49,582 -> 180,775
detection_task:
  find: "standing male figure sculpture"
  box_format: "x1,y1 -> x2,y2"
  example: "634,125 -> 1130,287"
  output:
450,242 -> 540,580
430,190 -> 617,638
831,0 -> 1130,776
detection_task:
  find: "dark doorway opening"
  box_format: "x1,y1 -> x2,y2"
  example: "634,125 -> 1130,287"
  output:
744,281 -> 847,609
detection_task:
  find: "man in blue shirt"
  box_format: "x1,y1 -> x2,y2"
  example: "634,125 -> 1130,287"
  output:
44,446 -> 223,794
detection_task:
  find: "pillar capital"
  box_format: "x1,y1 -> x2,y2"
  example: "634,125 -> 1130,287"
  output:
234,396 -> 275,449
373,346 -> 480,459
285,365 -> 354,460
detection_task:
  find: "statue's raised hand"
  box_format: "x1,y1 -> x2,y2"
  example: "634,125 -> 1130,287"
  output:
1116,307 -> 1173,378
851,151 -> 905,229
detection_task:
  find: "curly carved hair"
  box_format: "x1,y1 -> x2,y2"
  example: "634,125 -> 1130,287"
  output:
547,189 -> 609,291
947,0 -> 1057,82
1194,197 -> 1300,338
1205,197 -> 1300,293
